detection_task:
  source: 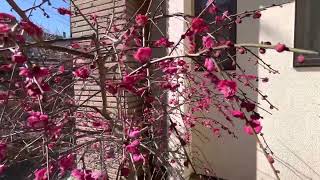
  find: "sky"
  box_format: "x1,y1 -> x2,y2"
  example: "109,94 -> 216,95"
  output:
0,0 -> 70,37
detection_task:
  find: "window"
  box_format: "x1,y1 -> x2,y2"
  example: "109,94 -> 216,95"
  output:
194,0 -> 237,70
294,0 -> 320,67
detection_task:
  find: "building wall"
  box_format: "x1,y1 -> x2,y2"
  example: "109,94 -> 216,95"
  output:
69,0 -> 320,179
185,0 -> 320,180
256,1 -> 320,180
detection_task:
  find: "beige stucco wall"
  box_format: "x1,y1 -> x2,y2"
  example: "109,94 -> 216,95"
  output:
256,1 -> 320,180
167,0 -> 320,179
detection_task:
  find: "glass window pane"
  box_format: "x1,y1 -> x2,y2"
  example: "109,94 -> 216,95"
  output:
194,0 -> 237,70
294,0 -> 320,67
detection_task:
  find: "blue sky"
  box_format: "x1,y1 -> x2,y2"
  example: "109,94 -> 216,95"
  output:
0,0 -> 70,37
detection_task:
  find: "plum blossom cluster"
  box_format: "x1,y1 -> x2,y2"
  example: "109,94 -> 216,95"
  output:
0,1 -> 313,180
27,111 -> 49,129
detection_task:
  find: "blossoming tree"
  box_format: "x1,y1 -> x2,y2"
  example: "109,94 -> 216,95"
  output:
0,0 -> 317,180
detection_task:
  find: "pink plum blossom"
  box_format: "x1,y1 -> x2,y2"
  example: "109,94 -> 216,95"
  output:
217,80 -> 237,99
231,110 -> 245,119
244,120 -> 263,135
191,18 -> 209,34
133,47 -> 152,64
27,112 -> 49,129
202,35 -> 215,49
204,58 -> 215,72
74,67 -> 90,79
135,14 -> 148,26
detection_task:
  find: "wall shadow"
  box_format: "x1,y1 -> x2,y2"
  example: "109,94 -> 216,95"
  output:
191,0 -> 293,180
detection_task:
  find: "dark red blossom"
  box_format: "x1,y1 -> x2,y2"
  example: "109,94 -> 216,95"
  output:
177,59 -> 186,66
128,129 -> 141,138
27,112 -> 49,129
0,164 -> 5,175
59,154 -> 75,175
71,43 -> 81,49
275,43 -> 287,52
0,64 -> 13,72
16,34 -> 25,43
217,80 -> 237,99
231,110 -> 245,119
163,65 -> 179,75
212,128 -> 221,137
240,100 -> 255,112
238,47 -> 245,54
259,48 -> 266,54
121,73 -> 143,90
48,125 -> 63,141
57,7 -> 72,16
34,167 -> 49,180
74,67 -> 90,79
191,18 -> 209,34
105,82 -> 118,95
19,66 -> 49,78
267,154 -> 275,164
208,4 -> 218,14
133,47 -> 152,64
0,13 -> 16,21
262,77 -> 269,83
225,40 -> 234,48
0,23 -> 10,34
154,37 -> 173,47
121,167 -> 130,177
20,20 -> 43,38
12,52 -> 27,64
126,140 -> 140,154
250,113 -> 261,121
89,14 -> 98,23
25,82 -> 51,97
0,143 -> 6,161
235,17 -> 242,24
244,120 -> 262,135
135,14 -> 148,26
202,35 -> 215,49
0,91 -> 8,104
253,11 -> 262,19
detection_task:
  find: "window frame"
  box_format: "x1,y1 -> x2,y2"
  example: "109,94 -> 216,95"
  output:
194,0 -> 237,70
294,0 -> 320,67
